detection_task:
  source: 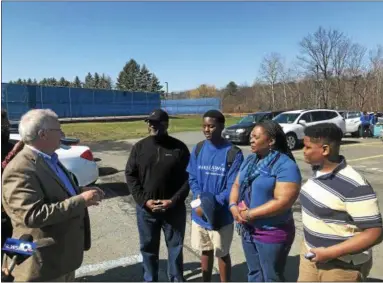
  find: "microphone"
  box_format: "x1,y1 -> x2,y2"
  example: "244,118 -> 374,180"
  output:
2,234 -> 35,274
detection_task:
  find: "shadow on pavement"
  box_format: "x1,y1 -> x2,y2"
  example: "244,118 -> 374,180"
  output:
75,254 -> 382,282
76,260 -> 199,282
341,140 -> 360,145
98,166 -> 122,177
98,182 -> 131,199
186,255 -> 300,282
367,278 -> 383,282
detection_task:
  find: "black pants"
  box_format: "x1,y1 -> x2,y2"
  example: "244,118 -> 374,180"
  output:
136,204 -> 186,282
1,211 -> 13,258
361,124 -> 371,138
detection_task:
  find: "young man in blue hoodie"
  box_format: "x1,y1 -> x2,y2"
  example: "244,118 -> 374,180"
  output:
360,111 -> 371,138
187,110 -> 244,282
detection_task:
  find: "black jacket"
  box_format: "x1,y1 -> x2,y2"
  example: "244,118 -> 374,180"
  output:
1,140 -> 14,254
125,135 -> 190,208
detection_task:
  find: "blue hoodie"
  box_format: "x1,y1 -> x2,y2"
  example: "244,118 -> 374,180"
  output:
360,114 -> 371,126
370,114 -> 377,125
187,140 -> 244,230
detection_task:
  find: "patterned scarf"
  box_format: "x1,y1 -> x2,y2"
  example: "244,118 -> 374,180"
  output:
235,150 -> 281,238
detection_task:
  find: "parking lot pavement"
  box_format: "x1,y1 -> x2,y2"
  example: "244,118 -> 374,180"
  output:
78,133 -> 383,281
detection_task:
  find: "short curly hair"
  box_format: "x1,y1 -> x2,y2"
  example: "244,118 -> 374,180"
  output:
304,123 -> 343,146
203,109 -> 225,124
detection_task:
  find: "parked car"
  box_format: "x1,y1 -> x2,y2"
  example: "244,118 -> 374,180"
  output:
9,121 -> 19,134
222,111 -> 284,144
9,133 -> 99,187
273,109 -> 346,150
337,110 -> 362,137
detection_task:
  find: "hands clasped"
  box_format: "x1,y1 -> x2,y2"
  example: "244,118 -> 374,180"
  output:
145,199 -> 173,213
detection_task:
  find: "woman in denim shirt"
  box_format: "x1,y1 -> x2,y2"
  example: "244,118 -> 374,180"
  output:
229,120 -> 302,282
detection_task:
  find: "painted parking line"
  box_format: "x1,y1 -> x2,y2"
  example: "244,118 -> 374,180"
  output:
348,154 -> 383,162
75,254 -> 143,277
292,141 -> 382,154
341,141 -> 382,147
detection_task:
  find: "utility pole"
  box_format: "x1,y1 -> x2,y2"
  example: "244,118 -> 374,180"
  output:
165,81 -> 169,98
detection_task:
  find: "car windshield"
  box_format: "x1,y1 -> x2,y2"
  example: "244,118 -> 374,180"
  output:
273,113 -> 300,124
348,112 -> 361,119
238,114 -> 264,124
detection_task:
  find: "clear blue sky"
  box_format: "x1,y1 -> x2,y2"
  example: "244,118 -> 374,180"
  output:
2,1 -> 383,92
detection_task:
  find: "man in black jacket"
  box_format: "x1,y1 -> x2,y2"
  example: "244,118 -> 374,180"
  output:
125,109 -> 190,282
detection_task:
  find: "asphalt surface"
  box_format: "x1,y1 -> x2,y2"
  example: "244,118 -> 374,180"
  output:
76,132 -> 383,282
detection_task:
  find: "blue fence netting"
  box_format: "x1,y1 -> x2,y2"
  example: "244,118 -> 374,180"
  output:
161,98 -> 221,115
1,83 -> 222,120
1,83 -> 161,120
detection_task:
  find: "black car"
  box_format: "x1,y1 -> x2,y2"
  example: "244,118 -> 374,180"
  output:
222,111 -> 284,144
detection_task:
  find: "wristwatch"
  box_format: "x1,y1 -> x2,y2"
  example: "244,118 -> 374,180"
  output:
228,203 -> 237,210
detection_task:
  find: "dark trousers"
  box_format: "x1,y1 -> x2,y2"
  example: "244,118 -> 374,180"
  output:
361,124 -> 371,138
241,235 -> 294,282
1,211 -> 13,259
136,204 -> 186,282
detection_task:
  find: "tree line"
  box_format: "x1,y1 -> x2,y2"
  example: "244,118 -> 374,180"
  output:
8,59 -> 164,94
8,26 -> 383,110
172,26 -> 383,112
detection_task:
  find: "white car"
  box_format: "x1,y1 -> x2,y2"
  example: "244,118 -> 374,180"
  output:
338,110 -> 362,137
9,133 -> 99,187
273,109 -> 346,150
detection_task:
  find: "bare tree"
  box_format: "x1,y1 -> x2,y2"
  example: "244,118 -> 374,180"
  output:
298,26 -> 345,108
345,43 -> 369,109
369,45 -> 383,109
259,52 -> 283,110
332,37 -> 352,108
196,27 -> 383,113
278,58 -> 291,109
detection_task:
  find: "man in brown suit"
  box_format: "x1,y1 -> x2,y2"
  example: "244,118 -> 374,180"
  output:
1,109 -> 104,282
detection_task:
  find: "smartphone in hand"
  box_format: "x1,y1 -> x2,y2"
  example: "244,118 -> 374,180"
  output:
190,198 -> 201,209
152,201 -> 165,212
305,252 -> 316,260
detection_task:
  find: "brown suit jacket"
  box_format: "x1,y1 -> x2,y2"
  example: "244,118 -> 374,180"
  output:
1,146 -> 91,281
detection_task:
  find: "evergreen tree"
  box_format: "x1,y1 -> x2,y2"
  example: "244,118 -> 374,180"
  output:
99,74 -> 112,89
84,72 -> 95,88
73,76 -> 82,88
94,72 -> 100,89
137,64 -> 152,91
149,74 -> 163,93
58,77 -> 71,87
116,59 -> 140,91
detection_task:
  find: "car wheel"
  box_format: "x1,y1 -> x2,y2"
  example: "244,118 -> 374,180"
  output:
351,126 -> 361,137
286,133 -> 298,150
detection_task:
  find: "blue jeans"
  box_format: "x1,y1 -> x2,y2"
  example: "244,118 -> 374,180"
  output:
241,236 -> 294,282
136,204 -> 186,282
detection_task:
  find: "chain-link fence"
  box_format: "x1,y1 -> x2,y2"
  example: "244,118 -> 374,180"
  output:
1,83 -> 223,121
161,97 -> 221,115
1,83 -> 160,121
